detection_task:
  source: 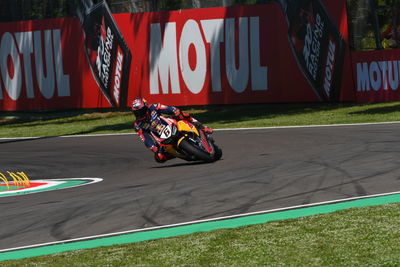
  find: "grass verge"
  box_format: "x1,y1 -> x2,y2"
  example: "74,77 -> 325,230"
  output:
1,101 -> 400,138
3,203 -> 400,266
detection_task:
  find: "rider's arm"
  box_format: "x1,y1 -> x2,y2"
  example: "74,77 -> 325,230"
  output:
134,121 -> 158,152
155,103 -> 194,122
153,103 -> 180,117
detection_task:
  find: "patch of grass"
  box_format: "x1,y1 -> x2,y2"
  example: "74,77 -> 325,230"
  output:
2,102 -> 400,138
4,203 -> 400,266
0,108 -> 132,138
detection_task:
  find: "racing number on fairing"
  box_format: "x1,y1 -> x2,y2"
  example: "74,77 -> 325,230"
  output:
159,125 -> 172,139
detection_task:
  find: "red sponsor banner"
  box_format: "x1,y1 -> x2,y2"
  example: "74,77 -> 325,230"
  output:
120,4 -> 320,106
0,18 -> 110,111
353,49 -> 400,102
0,2 -> 354,111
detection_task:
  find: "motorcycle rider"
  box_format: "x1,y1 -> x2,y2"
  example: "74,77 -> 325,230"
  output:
132,97 -> 213,163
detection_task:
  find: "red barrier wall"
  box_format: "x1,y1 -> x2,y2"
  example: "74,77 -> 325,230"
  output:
0,2 -> 354,111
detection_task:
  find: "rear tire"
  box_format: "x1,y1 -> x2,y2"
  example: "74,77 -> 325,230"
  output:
179,139 -> 214,162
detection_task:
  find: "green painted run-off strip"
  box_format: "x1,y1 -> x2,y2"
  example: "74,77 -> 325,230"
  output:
1,193 -> 400,262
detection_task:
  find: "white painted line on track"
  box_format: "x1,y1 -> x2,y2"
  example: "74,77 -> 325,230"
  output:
1,121 -> 400,141
1,190 -> 400,253
215,121 -> 400,131
0,132 -> 134,140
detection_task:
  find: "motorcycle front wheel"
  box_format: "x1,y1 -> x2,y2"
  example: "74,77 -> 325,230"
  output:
179,139 -> 215,163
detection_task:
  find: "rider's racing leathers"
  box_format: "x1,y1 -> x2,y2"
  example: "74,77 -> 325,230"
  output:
134,103 -> 211,163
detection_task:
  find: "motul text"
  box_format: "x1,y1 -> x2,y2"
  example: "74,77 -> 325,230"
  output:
149,17 -> 268,95
0,29 -> 70,100
323,39 -> 336,96
112,48 -> 124,105
357,60 -> 400,92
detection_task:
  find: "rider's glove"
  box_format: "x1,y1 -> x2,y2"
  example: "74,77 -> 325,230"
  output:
149,145 -> 159,153
174,110 -> 192,121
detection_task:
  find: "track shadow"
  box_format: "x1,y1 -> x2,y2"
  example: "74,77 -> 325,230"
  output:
0,108 -> 129,127
184,103 -> 352,125
151,161 -> 214,169
0,136 -> 57,145
71,122 -> 132,135
349,103 -> 400,115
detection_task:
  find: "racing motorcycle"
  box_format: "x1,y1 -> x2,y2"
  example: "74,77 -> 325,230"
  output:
149,116 -> 222,163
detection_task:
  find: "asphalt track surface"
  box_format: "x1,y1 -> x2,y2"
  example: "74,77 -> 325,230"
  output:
2,123 -> 400,250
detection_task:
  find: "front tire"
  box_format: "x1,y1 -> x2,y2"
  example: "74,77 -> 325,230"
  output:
213,145 -> 222,161
179,139 -> 214,162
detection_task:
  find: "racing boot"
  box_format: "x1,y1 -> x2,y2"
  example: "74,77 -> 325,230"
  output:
193,121 -> 213,135
154,152 -> 168,163
201,125 -> 213,135
154,147 -> 175,163
177,111 -> 213,134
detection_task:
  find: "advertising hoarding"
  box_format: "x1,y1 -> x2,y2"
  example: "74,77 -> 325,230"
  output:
0,1 -> 355,111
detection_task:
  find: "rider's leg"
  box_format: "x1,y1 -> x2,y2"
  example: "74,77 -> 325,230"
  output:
154,147 -> 175,163
178,111 -> 213,134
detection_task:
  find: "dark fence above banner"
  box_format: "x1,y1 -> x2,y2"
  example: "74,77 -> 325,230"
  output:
0,0 -> 78,22
3,0 -> 400,52
0,0 -> 274,22
347,0 -> 400,51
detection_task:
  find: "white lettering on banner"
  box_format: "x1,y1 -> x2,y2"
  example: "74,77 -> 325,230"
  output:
379,61 -> 389,90
0,29 -> 70,101
149,16 -> 268,95
0,32 -> 22,100
201,19 -> 224,92
179,19 -> 206,94
357,60 -> 400,92
250,17 -> 268,91
34,30 -> 55,99
370,61 -> 381,91
96,27 -> 114,88
389,59 -> 399,90
150,23 -> 180,94
323,39 -> 336,96
15,32 -> 34,98
357,62 -> 370,91
303,14 -> 324,80
52,29 -> 70,97
113,50 -> 123,104
226,17 -> 249,93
